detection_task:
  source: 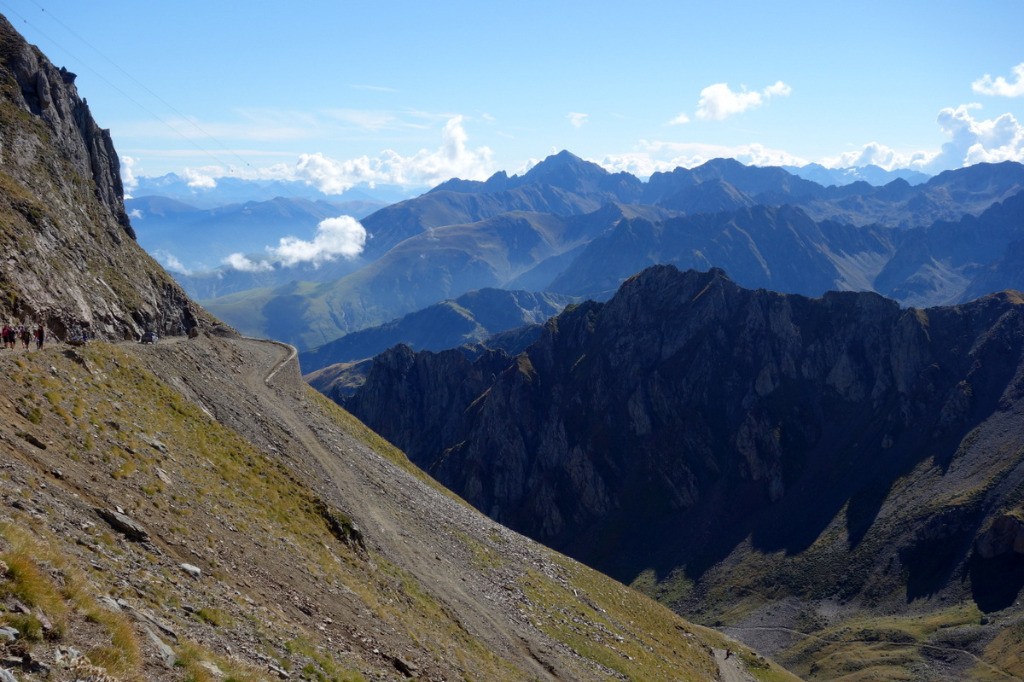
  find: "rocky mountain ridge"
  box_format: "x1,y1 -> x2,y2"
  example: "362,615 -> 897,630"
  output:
298,288 -> 571,374
203,150 -> 1024,351
0,16 -> 208,340
344,264 -> 1024,680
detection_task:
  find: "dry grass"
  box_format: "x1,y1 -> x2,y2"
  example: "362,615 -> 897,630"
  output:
0,520 -> 142,679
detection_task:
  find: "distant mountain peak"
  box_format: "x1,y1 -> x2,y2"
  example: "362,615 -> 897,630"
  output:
522,150 -> 609,183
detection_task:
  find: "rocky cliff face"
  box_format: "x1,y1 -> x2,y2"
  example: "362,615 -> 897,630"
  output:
345,265 -> 1024,618
0,16 -> 211,339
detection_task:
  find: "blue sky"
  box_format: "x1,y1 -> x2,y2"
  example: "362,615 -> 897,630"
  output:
3,0 -> 1024,193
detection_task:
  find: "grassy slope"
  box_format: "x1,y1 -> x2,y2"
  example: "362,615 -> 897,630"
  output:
0,340 -> 796,681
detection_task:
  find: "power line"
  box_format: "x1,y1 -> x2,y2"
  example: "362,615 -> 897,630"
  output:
0,1 -> 253,173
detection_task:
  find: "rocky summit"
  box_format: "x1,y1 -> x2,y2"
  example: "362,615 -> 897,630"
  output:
345,264 -> 1024,680
0,14 -> 800,682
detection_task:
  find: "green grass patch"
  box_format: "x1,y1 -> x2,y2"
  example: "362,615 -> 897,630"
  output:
778,604 -> 986,681
285,637 -> 368,682
196,606 -> 232,627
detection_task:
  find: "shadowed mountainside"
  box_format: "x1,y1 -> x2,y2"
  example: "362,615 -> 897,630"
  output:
344,265 -> 1024,680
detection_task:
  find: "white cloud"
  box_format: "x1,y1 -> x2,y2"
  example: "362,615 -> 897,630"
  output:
567,112 -> 589,128
819,104 -> 1024,172
821,142 -> 937,171
267,215 -> 367,267
284,115 -> 493,194
125,114 -> 492,194
763,80 -> 792,98
930,104 -> 1024,170
223,253 -> 274,273
128,208 -> 143,220
221,216 -> 367,272
668,113 -> 690,125
972,63 -> 1024,97
120,155 -> 138,194
154,250 -> 192,276
696,80 -> 792,121
183,167 -> 217,189
596,141 -> 808,177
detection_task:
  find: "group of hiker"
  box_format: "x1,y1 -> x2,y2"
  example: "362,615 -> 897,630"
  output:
1,323 -> 45,350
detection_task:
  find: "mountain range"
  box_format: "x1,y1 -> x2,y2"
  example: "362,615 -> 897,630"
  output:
298,287 -> 570,374
344,264 -> 1024,680
197,150 -> 1024,354
782,162 -> 931,187
130,172 -> 412,209
9,8 -> 1024,680
0,13 -> 787,682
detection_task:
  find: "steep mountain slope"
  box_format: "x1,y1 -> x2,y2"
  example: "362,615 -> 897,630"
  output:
344,265 -> 1024,680
0,15 -> 796,682
642,158 -> 825,207
0,17 -> 209,340
799,160 -> 1024,229
306,322 -> 551,403
546,205 -> 898,300
534,191 -> 1023,306
298,288 -> 571,374
207,204 -> 646,349
3,328 -> 784,681
359,150 -> 642,260
874,191 -> 1024,306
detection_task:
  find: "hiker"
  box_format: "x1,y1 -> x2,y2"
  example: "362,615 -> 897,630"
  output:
1,324 -> 9,349
20,326 -> 30,349
34,324 -> 44,349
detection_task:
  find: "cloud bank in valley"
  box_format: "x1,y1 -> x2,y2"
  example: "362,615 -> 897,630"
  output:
223,215 -> 367,272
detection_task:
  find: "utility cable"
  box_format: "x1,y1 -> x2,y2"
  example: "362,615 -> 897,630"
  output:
0,0 -> 252,174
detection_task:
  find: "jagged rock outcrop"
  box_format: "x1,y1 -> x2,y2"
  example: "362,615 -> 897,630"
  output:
345,265 -> 1024,612
976,515 -> 1024,559
0,16 -> 214,339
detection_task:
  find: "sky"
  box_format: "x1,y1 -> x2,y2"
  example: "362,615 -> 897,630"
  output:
3,0 -> 1024,195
